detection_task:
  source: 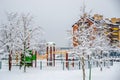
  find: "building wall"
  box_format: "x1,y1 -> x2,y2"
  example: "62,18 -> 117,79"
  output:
72,17 -> 94,47
109,18 -> 120,46
72,14 -> 120,47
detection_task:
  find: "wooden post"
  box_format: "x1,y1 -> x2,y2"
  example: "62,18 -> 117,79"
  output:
66,53 -> 68,68
72,57 -> 74,67
53,46 -> 55,66
35,51 -> 37,67
46,45 -> 49,66
31,50 -> 34,67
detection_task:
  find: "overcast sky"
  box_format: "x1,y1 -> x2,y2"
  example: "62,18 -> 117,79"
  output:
0,0 -> 120,47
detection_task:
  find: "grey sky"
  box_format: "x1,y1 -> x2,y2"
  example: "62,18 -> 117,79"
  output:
0,0 -> 120,47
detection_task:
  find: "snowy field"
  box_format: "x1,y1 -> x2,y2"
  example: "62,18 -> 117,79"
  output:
0,61 -> 120,80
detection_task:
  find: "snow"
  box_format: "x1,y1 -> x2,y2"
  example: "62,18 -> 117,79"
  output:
0,49 -> 4,53
0,61 -> 120,80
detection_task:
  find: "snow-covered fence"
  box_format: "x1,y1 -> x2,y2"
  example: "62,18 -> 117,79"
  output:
38,60 -> 113,71
0,59 -> 114,70
39,60 -> 81,70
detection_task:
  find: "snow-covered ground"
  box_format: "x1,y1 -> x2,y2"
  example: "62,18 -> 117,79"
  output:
0,61 -> 120,80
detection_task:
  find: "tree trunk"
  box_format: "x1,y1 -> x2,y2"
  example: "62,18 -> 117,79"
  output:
23,52 -> 26,72
24,63 -> 26,72
9,53 -> 12,71
82,57 -> 85,80
23,42 -> 26,72
35,51 -> 37,67
88,55 -> 91,80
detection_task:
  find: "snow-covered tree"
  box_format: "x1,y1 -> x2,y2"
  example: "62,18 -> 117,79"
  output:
70,16 -> 112,80
0,12 -> 44,72
0,13 -> 19,54
68,6 -> 120,78
67,2 -> 119,79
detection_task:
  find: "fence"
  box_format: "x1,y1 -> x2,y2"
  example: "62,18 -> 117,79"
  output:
0,59 -> 114,70
38,60 -> 113,70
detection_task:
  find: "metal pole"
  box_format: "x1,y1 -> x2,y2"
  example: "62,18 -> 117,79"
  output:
0,61 -> 1,69
88,55 -> 91,80
79,61 -> 80,70
96,61 -> 98,67
40,61 -> 42,70
104,61 -> 105,67
68,61 -> 69,70
63,62 -> 64,70
89,62 -> 91,80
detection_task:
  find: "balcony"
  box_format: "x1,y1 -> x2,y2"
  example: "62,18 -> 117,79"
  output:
112,32 -> 119,35
111,27 -> 119,31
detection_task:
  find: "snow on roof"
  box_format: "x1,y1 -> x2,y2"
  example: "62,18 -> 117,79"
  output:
47,42 -> 55,44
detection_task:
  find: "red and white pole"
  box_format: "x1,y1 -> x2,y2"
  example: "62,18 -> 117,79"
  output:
50,46 -> 52,66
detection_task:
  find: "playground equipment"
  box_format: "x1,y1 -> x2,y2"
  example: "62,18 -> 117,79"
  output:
8,50 -> 37,71
46,42 -> 56,66
20,50 -> 37,68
